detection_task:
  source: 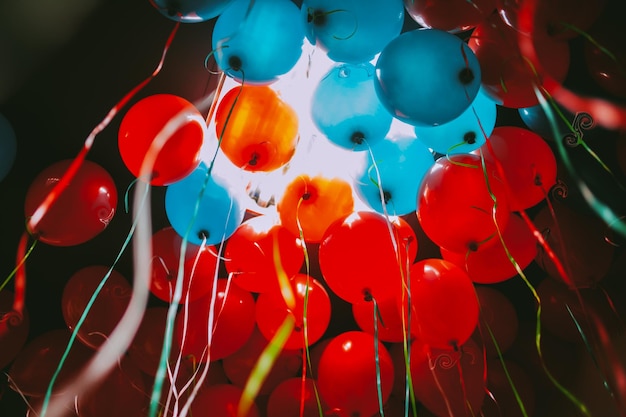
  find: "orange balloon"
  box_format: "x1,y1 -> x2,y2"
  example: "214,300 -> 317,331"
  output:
215,85 -> 299,172
277,174 -> 354,243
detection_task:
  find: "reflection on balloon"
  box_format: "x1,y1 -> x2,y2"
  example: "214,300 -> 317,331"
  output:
150,0 -> 235,23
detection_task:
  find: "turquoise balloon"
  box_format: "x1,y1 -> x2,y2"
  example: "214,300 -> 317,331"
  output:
212,0 -> 305,84
375,28 -> 482,126
518,103 -> 575,142
302,0 -> 404,64
311,63 -> 392,151
150,0 -> 234,23
165,164 -> 244,246
355,136 -> 434,216
414,88 -> 497,155
0,113 -> 17,182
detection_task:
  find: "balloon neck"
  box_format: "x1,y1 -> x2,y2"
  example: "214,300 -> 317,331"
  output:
458,68 -> 475,85
197,229 -> 210,241
307,8 -> 327,27
382,191 -> 391,204
463,131 -> 477,145
362,289 -> 373,302
350,131 -> 365,145
228,55 -> 242,72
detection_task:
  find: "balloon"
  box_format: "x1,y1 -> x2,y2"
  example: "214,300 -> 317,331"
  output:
222,327 -> 302,396
311,63 -> 392,151
440,213 -> 537,284
267,377 -> 328,417
150,226 -> 219,303
214,85 -> 299,172
190,383 -> 261,417
317,331 -> 395,417
406,258 -> 479,350
277,174 -> 354,243
127,307 -> 168,376
352,295 -> 406,343
256,273 -> 331,350
224,214 -> 304,294
24,159 -> 117,246
319,211 -> 417,304
175,278 -> 256,361
417,153 -> 511,253
414,87 -> 497,155
472,286 -> 519,356
8,329 -> 92,397
518,102 -> 575,142
375,28 -> 482,126
354,136 -> 435,216
0,112 -> 17,182
76,358 -> 148,417
165,163 -> 245,246
118,94 -> 205,186
404,0 -> 496,32
410,338 -> 486,417
468,12 -> 570,108
302,0 -> 405,64
481,126 -> 557,211
497,0 -> 606,40
61,265 -> 132,349
212,0 -> 305,83
482,359 -> 536,417
0,290 -> 29,369
533,200 -> 615,288
150,0 -> 234,23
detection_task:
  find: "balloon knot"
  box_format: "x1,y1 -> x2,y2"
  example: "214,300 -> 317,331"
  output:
228,55 -> 242,72
307,8 -> 327,26
363,289 -> 373,302
351,131 -> 365,145
197,229 -> 210,240
458,68 -> 475,85
463,131 -> 476,144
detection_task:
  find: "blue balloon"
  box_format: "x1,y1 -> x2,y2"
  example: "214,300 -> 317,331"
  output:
301,0 -> 404,64
212,0 -> 305,84
375,28 -> 482,126
311,63 -> 392,151
414,88 -> 497,155
165,164 -> 244,246
518,103 -> 575,142
150,0 -> 234,23
354,136 -> 434,216
0,113 -> 17,182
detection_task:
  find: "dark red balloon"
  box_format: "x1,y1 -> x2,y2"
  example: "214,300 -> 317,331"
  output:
406,259 -> 479,350
24,159 -> 117,246
472,286 -> 519,357
255,273 -> 331,350
118,94 -> 205,186
584,16 -> 626,99
0,290 -> 30,369
61,265 -> 131,350
319,211 -> 417,304
317,331 -> 395,417
267,377 -> 329,417
224,215 -> 304,294
404,0 -> 496,32
127,307 -> 168,376
417,153 -> 511,253
482,359 -> 536,417
151,226 -> 220,303
410,338 -> 486,417
190,383 -> 261,417
175,278 -> 256,361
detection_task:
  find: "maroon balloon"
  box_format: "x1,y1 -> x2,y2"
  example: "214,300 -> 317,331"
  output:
404,0 -> 496,32
482,359 -> 536,417
472,286 -> 519,357
190,383 -> 261,417
128,307 -> 168,376
267,377 -> 329,417
62,265 -> 131,349
24,159 -> 117,246
0,290 -> 30,369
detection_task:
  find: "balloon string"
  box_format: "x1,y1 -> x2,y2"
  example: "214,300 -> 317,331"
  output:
427,349 -> 456,417
454,346 -> 478,417
372,296 -> 386,417
400,247 -> 417,417
306,8 -> 358,41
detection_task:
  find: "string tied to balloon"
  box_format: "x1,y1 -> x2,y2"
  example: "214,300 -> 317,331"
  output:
306,8 -> 358,41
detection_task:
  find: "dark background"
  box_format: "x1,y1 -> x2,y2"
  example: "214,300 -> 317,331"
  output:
1,1 -> 626,416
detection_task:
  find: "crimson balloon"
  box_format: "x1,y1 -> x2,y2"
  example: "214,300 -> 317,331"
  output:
190,383 -> 260,417
0,290 -> 30,369
404,0 -> 496,32
472,286 -> 519,357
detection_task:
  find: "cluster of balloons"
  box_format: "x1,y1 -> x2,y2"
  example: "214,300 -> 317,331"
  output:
2,0 -> 626,417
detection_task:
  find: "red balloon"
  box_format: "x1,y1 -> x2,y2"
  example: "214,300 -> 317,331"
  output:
190,383 -> 261,417
77,358 -> 148,417
127,307 -> 168,376
472,286 -> 519,357
481,126 -> 557,211
222,327 -> 302,396
0,290 -> 30,369
151,226 -> 220,303
24,159 -> 117,246
8,329 -> 92,397
352,295 -> 406,343
482,359 -> 536,417
584,15 -> 626,99
441,213 -> 537,284
406,259 -> 479,350
255,273 -> 331,350
224,214 -> 304,294
319,211 -> 417,304
410,338 -> 486,417
118,94 -> 205,186
317,331 -> 395,417
175,278 -> 256,361
417,153 -> 511,254
61,265 -> 131,349
267,377 -> 329,417
404,0 -> 496,32
468,12 -> 570,108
